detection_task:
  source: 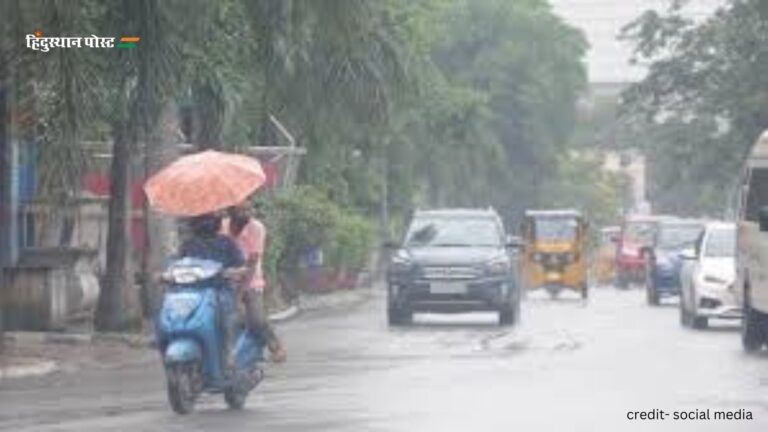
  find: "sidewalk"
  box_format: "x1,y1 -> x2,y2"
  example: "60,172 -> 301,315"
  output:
0,284 -> 376,380
0,355 -> 57,380
297,285 -> 375,312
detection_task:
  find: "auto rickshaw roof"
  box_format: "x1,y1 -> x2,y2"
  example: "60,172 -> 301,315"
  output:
414,208 -> 501,219
625,214 -> 672,223
749,130 -> 768,159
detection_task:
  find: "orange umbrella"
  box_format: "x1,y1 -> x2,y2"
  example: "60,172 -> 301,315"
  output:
144,150 -> 266,216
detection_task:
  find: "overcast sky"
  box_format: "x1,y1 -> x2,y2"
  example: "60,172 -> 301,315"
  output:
549,0 -> 725,83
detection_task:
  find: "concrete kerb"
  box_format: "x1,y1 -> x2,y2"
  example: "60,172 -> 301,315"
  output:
1,287 -> 372,351
3,331 -> 153,348
0,358 -> 58,380
1,303 -> 298,349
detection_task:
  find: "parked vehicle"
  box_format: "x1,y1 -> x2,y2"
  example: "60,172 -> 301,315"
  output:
736,130 -> 768,351
593,226 -> 620,285
386,208 -> 520,326
679,222 -> 738,328
644,219 -> 706,305
155,258 -> 265,414
615,215 -> 665,289
520,210 -> 589,299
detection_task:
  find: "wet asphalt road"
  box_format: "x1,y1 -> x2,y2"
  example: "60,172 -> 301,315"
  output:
1,286 -> 768,432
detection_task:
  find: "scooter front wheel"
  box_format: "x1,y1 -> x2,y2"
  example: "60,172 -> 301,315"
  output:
224,388 -> 247,410
167,363 -> 199,415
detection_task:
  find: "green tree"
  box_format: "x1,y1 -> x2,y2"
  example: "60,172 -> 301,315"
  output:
621,0 -> 768,215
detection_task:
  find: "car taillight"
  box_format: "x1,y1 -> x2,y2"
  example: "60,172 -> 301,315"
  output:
622,246 -> 638,257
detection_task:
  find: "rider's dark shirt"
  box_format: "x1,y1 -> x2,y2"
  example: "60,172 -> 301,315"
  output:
179,235 -> 245,269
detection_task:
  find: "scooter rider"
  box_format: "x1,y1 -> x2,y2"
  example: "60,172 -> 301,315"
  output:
223,201 -> 287,363
177,213 -> 246,368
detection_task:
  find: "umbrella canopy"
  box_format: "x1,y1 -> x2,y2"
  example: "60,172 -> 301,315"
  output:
144,150 -> 266,216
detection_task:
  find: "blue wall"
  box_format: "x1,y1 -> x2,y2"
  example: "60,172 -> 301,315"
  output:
0,138 -> 19,267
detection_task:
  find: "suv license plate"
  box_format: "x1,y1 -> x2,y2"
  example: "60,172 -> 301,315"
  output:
430,282 -> 467,295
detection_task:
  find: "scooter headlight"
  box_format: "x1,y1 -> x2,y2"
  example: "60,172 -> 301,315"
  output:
164,292 -> 201,321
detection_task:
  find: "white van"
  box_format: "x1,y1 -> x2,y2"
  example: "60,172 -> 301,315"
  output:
736,130 -> 768,351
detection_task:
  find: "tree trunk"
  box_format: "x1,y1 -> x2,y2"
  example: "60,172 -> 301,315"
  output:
0,79 -> 9,349
140,102 -> 180,319
95,129 -> 140,331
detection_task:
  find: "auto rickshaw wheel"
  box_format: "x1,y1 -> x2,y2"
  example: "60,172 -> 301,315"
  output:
646,282 -> 660,306
616,273 -> 629,290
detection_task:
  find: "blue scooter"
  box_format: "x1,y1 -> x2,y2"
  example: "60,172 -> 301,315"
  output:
156,257 -> 265,414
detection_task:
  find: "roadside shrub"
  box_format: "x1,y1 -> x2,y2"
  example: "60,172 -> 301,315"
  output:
254,185 -> 374,297
327,212 -> 374,272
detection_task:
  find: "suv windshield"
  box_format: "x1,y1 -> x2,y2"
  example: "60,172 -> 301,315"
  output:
657,224 -> 703,250
533,217 -> 578,242
405,217 -> 502,247
705,228 -> 736,258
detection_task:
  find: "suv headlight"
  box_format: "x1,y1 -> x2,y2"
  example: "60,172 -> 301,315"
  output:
390,251 -> 414,273
703,275 -> 728,285
486,256 -> 511,274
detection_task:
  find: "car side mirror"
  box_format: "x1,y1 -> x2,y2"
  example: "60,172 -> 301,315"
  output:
383,240 -> 399,249
679,248 -> 697,260
760,207 -> 768,232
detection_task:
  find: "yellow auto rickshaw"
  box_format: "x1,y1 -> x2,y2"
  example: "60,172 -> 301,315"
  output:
593,226 -> 619,285
521,210 -> 589,299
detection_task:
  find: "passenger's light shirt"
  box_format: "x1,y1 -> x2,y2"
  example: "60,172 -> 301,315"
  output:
222,218 -> 266,291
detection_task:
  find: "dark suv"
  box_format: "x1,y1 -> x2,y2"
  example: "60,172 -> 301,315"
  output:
386,208 -> 520,326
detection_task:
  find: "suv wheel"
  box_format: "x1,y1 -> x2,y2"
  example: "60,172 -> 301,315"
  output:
498,305 -> 516,326
499,290 -> 521,326
387,304 -> 412,326
742,301 -> 764,353
692,315 -> 708,329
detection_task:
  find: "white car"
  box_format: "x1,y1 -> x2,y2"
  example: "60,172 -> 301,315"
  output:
679,222 -> 739,329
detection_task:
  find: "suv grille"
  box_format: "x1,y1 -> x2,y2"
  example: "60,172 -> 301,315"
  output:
421,266 -> 479,280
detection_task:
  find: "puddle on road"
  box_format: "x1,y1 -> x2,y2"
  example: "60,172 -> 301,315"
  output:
476,328 -> 584,355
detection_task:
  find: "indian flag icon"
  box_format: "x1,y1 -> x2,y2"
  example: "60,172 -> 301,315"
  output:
117,37 -> 140,48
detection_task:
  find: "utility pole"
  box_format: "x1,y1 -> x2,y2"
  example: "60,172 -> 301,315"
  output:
380,154 -> 389,242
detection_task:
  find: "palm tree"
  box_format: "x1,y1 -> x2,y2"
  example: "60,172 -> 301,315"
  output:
95,0 -> 182,331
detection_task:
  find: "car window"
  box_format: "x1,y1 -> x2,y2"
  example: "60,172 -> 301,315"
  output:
405,216 -> 502,247
657,224 -> 703,250
745,168 -> 768,222
704,228 -> 736,258
533,217 -> 578,242
600,229 -> 617,245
